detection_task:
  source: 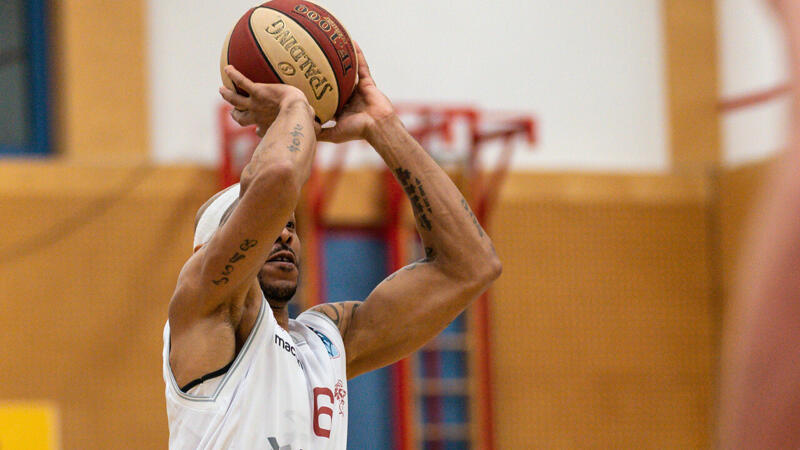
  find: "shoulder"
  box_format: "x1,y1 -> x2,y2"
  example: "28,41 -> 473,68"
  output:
302,301 -> 362,339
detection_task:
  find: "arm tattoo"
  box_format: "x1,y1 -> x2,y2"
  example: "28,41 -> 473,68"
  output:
318,303 -> 342,326
288,123 -> 304,152
395,167 -> 433,231
212,238 -> 259,285
311,302 -> 363,334
461,198 -> 485,238
385,261 -> 421,281
344,303 -> 361,340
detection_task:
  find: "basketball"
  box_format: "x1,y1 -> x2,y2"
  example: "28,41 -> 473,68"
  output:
221,0 -> 358,123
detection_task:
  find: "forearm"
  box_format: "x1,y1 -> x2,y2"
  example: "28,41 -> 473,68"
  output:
367,115 -> 499,277
242,99 -> 317,195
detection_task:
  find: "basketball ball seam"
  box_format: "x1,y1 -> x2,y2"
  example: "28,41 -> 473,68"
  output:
260,5 -> 343,116
225,29 -> 235,91
247,8 -> 285,90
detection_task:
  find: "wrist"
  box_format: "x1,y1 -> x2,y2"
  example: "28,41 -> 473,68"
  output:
365,113 -> 402,145
280,93 -> 314,119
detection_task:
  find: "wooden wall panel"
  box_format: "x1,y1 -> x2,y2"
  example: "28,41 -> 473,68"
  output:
663,0 -> 721,172
0,162 -> 769,448
0,163 -> 217,449
490,176 -> 715,449
52,0 -> 148,157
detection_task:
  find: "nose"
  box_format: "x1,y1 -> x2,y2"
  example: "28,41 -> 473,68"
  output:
276,226 -> 293,245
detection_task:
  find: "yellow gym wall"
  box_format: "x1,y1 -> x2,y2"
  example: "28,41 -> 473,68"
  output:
52,0 -> 149,159
492,173 -> 716,448
0,162 -> 774,448
0,163 -> 217,449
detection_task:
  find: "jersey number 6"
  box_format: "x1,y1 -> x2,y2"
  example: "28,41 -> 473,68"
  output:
313,387 -> 334,438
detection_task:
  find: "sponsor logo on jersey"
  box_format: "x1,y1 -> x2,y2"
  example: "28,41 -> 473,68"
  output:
309,326 -> 340,359
274,333 -> 304,369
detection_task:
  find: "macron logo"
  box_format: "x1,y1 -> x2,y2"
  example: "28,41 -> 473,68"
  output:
274,334 -> 303,370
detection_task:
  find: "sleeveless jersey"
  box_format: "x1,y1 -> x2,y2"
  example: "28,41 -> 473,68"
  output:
162,299 -> 348,449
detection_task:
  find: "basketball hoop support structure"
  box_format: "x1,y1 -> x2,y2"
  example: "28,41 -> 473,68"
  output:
219,103 -> 537,450
393,105 -> 536,450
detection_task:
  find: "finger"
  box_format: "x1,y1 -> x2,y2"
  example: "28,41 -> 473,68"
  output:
353,42 -> 372,83
224,65 -> 256,94
317,125 -> 347,143
219,86 -> 250,110
230,109 -> 255,127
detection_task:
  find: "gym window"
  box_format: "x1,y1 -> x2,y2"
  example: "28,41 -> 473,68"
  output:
0,0 -> 50,156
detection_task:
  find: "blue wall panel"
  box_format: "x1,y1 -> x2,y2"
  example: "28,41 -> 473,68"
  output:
323,233 -> 393,450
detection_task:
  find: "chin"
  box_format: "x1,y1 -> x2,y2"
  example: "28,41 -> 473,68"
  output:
258,278 -> 298,303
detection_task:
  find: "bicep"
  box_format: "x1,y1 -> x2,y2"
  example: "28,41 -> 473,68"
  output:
343,261 -> 481,378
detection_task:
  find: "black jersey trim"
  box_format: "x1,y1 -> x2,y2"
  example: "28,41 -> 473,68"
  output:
180,359 -> 234,393
167,298 -> 266,403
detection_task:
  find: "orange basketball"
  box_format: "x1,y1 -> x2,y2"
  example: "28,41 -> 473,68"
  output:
221,0 -> 358,123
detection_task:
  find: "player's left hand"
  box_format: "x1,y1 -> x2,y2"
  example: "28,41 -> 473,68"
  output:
317,43 -> 397,144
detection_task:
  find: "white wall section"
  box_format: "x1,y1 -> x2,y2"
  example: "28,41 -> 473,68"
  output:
718,0 -> 791,165
149,0 -> 668,170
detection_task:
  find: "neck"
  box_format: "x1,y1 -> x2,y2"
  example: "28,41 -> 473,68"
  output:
267,298 -> 290,329
247,281 -> 291,330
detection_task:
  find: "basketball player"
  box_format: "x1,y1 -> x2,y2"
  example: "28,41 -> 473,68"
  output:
163,44 -> 501,449
718,1 -> 800,447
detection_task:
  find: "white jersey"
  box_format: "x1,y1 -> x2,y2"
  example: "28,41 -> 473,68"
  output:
162,298 -> 348,449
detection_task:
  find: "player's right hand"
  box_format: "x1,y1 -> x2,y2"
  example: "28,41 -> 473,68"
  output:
219,65 -> 312,133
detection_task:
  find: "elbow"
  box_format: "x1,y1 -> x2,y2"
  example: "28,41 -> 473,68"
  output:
458,252 -> 501,289
481,253 -> 502,284
487,254 -> 502,281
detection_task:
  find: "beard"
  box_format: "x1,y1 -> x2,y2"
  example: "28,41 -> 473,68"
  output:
258,275 -> 297,303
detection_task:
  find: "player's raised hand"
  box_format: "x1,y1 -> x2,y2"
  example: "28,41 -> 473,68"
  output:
219,65 -> 313,135
318,43 -> 397,144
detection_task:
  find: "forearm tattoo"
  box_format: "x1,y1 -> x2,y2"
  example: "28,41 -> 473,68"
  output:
461,198 -> 485,238
395,167 -> 433,231
212,238 -> 259,286
288,123 -> 303,152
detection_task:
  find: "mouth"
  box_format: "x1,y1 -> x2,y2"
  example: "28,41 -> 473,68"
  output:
266,249 -> 297,268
